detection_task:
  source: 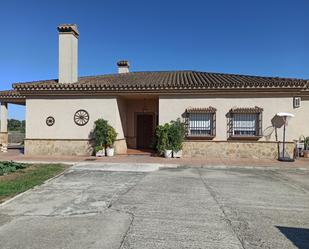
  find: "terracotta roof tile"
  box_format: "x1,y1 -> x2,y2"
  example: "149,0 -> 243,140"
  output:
230,106 -> 264,113
186,106 -> 217,113
0,90 -> 25,99
12,71 -> 308,93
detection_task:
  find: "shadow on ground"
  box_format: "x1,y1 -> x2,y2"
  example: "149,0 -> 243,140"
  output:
276,226 -> 309,249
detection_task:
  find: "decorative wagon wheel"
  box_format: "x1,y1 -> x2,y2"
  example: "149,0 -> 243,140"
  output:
74,110 -> 89,126
46,116 -> 55,126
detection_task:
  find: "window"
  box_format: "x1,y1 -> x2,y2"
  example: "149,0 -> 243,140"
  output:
233,113 -> 258,136
227,107 -> 263,138
293,97 -> 301,108
185,107 -> 216,138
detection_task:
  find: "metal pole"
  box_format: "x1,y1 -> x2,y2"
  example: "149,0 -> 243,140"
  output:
283,121 -> 286,158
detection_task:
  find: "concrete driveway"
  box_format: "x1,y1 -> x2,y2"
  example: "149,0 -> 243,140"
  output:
0,164 -> 309,249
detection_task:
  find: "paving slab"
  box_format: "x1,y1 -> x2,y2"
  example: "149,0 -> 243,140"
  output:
0,168 -> 145,249
1,169 -> 145,216
112,168 -> 244,249
0,211 -> 131,249
199,168 -> 309,249
0,164 -> 309,248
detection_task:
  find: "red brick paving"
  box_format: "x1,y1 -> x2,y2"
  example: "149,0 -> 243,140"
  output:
0,149 -> 308,169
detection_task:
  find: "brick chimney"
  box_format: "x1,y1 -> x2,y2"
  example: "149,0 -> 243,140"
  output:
117,60 -> 130,74
58,24 -> 79,83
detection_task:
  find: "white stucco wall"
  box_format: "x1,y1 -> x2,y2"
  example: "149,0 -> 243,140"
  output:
26,97 -> 125,140
58,33 -> 78,83
159,96 -> 309,142
0,102 -> 8,133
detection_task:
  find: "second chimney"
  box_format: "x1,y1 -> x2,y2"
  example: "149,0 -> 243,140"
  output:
58,24 -> 79,83
117,60 -> 130,74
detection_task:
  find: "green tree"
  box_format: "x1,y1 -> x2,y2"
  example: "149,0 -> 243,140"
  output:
7,119 -> 25,132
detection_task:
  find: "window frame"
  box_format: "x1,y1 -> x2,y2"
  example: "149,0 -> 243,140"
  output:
227,107 -> 263,140
185,107 -> 216,140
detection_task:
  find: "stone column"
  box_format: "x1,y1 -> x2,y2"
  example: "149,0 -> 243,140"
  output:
0,102 -> 8,146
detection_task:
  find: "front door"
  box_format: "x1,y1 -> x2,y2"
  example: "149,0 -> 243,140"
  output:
136,114 -> 154,149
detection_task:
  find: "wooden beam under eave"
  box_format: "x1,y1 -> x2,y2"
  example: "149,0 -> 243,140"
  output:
0,98 -> 26,105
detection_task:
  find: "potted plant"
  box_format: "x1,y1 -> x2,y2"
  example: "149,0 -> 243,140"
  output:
93,119 -> 108,156
93,119 -> 117,157
169,118 -> 186,158
155,123 -> 172,158
304,137 -> 309,158
95,145 -> 105,157
105,125 -> 117,157
164,147 -> 173,158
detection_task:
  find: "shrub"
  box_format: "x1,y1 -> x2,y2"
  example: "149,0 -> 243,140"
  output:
155,119 -> 186,154
155,123 -> 172,154
94,145 -> 104,153
169,118 -> 186,153
93,119 -> 109,147
0,161 -> 27,176
93,119 -> 118,148
106,125 -> 117,148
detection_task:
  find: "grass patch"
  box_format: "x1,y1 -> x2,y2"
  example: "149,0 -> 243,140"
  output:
0,161 -> 27,175
0,163 -> 68,203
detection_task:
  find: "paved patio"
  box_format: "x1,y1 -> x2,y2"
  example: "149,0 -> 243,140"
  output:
0,163 -> 309,248
0,149 -> 309,170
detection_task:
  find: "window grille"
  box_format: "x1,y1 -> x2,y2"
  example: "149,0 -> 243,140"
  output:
185,107 -> 216,138
227,107 -> 263,138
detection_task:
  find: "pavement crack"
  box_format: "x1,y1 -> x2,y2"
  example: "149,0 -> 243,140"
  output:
107,174 -> 148,248
197,168 -> 246,249
107,173 -> 147,209
109,207 -> 135,249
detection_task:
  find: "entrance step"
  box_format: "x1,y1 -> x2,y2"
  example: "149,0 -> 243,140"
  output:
127,149 -> 155,156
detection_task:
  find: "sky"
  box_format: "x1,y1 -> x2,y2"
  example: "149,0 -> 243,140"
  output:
1,0 -> 309,120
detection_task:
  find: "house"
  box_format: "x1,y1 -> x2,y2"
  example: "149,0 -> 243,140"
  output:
1,24 -> 308,159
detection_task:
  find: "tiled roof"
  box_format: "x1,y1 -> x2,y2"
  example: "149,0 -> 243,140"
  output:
117,60 -> 130,67
186,106 -> 217,113
230,106 -> 264,113
58,24 -> 79,37
0,90 -> 25,99
13,71 -> 308,93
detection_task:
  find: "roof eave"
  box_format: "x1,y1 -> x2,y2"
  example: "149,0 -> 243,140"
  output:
15,87 -> 308,97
